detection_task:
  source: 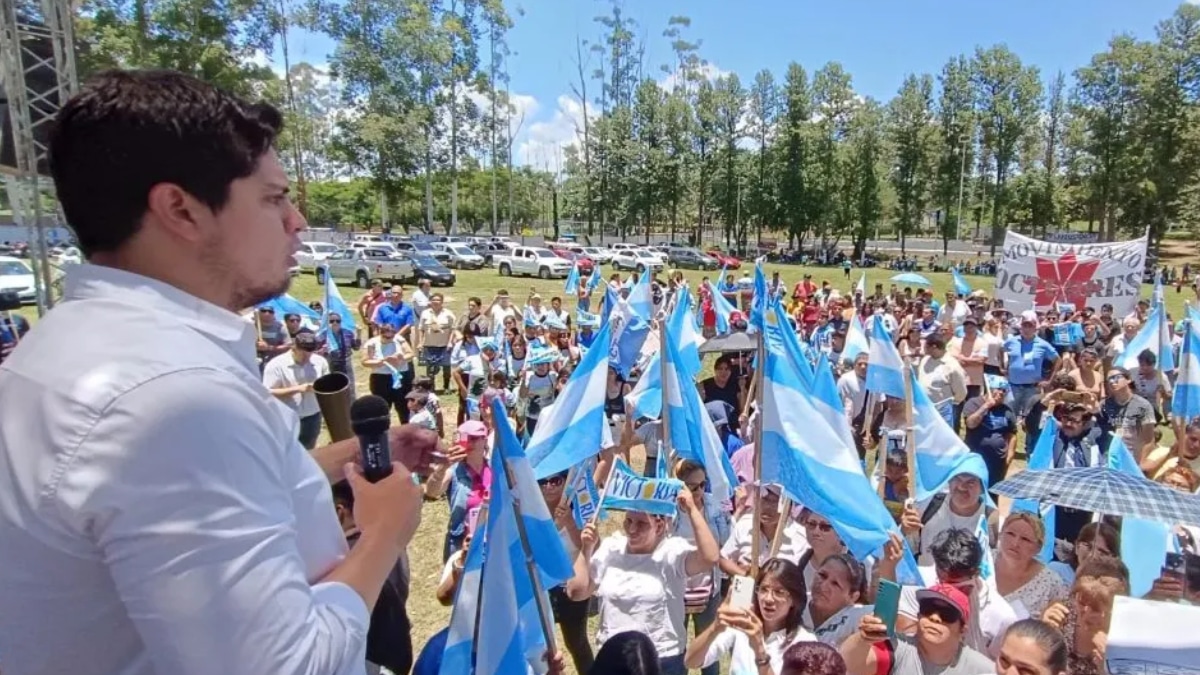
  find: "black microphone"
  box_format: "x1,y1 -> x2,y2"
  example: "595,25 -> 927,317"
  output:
349,395 -> 393,482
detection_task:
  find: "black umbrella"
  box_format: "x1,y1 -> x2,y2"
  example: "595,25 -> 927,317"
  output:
698,330 -> 756,354
991,466 -> 1200,526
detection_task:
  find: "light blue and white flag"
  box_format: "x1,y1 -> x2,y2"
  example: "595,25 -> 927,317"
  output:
624,351 -> 662,421
1173,316 -> 1200,420
440,400 -> 572,675
662,327 -> 737,503
567,457 -> 601,528
528,322 -> 614,479
855,272 -> 866,297
813,352 -> 859,452
667,285 -> 705,377
976,512 -> 995,581
609,295 -> 651,379
843,315 -> 870,365
260,293 -> 321,329
1011,417 -> 1058,563
320,268 -> 358,350
600,457 -> 684,517
1106,434 -> 1171,597
951,267 -> 972,296
656,441 -> 670,479
627,266 -> 654,320
908,368 -> 992,503
1117,303 -> 1175,372
1153,269 -> 1165,308
563,262 -> 580,295
759,331 -> 920,581
865,315 -> 906,399
587,264 -> 603,293
526,344 -> 560,366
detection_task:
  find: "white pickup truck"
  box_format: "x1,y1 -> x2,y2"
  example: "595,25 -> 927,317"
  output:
494,246 -> 573,279
318,248 -> 416,288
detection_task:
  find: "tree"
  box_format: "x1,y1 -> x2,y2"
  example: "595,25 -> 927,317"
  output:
777,62 -> 815,249
747,69 -> 778,247
711,73 -> 746,247
935,55 -> 975,253
888,73 -> 936,253
480,0 -> 513,234
972,45 -> 1043,254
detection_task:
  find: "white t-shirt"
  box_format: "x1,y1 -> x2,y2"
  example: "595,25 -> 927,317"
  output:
917,500 -> 987,567
364,335 -> 410,375
701,626 -> 815,674
262,351 -> 330,417
591,533 -> 695,657
489,304 -> 518,332
721,514 -> 811,569
804,604 -> 874,647
523,370 -> 558,420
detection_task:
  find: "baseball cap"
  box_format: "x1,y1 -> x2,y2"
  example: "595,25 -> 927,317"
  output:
1019,310 -> 1039,325
962,316 -> 979,327
294,332 -> 319,351
915,584 -> 971,624
457,420 -> 488,440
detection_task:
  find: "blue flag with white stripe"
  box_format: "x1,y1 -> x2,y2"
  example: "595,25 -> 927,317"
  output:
705,281 -> 737,334
663,325 -> 737,503
587,264 -> 602,293
843,315 -> 870,366
567,457 -> 601,528
1011,417 -> 1058,563
627,266 -> 653,320
440,400 -> 571,675
563,262 -> 580,296
320,267 -> 358,350
528,322 -> 614,479
908,368 -> 992,503
866,315 -> 906,399
1107,434 -> 1171,597
624,351 -> 662,421
951,267 -> 972,296
609,296 -> 650,379
1117,303 -> 1175,372
759,314 -> 920,580
260,293 -> 320,329
667,285 -> 705,378
1173,317 -> 1200,420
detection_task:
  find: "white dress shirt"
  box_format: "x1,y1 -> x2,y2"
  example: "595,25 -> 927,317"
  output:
0,264 -> 369,675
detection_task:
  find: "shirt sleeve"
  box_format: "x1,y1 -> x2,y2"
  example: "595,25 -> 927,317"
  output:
60,370 -> 370,675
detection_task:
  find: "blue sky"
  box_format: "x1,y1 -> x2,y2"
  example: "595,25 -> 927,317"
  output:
272,0 -> 1190,166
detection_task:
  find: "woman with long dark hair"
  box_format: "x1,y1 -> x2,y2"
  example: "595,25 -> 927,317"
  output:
684,558 -> 814,675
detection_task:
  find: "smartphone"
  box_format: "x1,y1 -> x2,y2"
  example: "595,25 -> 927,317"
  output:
1164,552 -> 1187,577
729,575 -> 755,611
875,579 -> 903,638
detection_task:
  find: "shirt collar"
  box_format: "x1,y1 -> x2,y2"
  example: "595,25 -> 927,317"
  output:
63,263 -> 258,350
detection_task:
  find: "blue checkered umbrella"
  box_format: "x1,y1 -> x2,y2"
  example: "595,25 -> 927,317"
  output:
992,467 -> 1200,527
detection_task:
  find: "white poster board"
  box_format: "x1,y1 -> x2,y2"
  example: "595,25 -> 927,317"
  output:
994,231 -> 1148,317
1107,596 -> 1200,675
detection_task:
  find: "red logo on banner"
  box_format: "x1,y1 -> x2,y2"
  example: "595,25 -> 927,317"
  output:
1027,252 -> 1103,308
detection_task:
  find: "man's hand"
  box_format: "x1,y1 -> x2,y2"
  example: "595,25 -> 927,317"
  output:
387,425 -> 444,476
900,503 -> 922,536
857,614 -> 891,643
1042,601 -> 1069,632
344,461 -> 423,548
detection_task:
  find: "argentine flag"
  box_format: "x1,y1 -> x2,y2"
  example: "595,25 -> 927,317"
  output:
865,315 -> 906,399
705,281 -> 738,334
843,315 -> 870,365
908,368 -> 991,503
528,322 -> 614,479
1117,303 -> 1175,372
951,267 -> 972,296
320,266 -> 358,350
1172,316 -> 1200,420
440,401 -> 573,675
260,293 -> 320,330
1107,434 -> 1171,597
563,262 -> 580,295
666,285 -> 705,377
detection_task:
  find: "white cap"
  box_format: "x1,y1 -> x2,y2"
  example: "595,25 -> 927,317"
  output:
1020,310 -> 1039,324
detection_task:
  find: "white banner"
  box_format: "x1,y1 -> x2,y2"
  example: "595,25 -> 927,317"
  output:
994,231 -> 1147,316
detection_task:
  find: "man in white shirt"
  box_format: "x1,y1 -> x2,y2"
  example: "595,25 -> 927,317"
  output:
918,334 -> 968,427
0,70 -> 438,675
410,278 -> 432,317
264,331 -> 331,449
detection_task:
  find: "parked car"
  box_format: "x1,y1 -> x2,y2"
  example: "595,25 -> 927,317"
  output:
434,242 -> 486,270
494,246 -> 573,279
0,255 -> 36,304
706,248 -> 742,270
566,244 -> 613,265
551,249 -> 595,276
394,240 -> 451,263
319,248 -> 416,288
397,252 -> 456,286
667,248 -> 720,270
296,241 -> 341,272
612,248 -> 665,273
471,242 -> 508,266
48,246 -> 82,266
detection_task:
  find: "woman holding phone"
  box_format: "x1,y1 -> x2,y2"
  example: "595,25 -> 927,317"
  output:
683,558 -> 814,675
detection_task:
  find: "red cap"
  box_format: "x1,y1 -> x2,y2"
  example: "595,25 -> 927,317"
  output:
915,584 -> 970,623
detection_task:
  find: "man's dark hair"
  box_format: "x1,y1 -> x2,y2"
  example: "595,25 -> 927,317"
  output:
924,335 -> 946,350
49,69 -> 283,257
1137,348 -> 1156,367
781,641 -> 847,675
930,527 -> 983,578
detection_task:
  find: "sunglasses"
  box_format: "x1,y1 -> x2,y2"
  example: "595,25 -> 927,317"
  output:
806,520 -> 834,533
918,599 -> 963,625
1107,375 -> 1125,383
329,319 -> 341,324
538,475 -> 566,488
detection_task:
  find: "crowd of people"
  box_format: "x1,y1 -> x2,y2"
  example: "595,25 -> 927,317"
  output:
3,69 -> 1198,675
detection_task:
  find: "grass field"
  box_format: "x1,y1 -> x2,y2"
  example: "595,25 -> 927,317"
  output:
10,259 -> 1198,672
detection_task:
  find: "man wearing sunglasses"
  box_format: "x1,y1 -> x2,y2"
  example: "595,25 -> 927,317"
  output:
881,528 -> 1016,660
841,582 -> 991,675
1099,367 -> 1156,461
263,332 -> 331,449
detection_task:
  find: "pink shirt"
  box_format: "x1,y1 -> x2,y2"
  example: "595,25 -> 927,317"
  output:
465,462 -> 492,512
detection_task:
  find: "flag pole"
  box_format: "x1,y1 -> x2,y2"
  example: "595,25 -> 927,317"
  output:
769,496 -> 792,558
660,318 -> 673,465
469,502 -> 491,674
750,326 -> 767,579
499,458 -> 560,656
902,361 -> 918,499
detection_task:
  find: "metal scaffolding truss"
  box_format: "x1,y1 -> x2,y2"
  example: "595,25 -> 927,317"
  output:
0,0 -> 77,315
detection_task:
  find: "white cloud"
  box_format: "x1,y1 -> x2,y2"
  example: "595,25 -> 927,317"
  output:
659,61 -> 732,93
515,94 -> 589,168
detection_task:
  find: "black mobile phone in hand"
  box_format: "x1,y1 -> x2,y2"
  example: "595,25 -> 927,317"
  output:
1164,552 -> 1186,577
